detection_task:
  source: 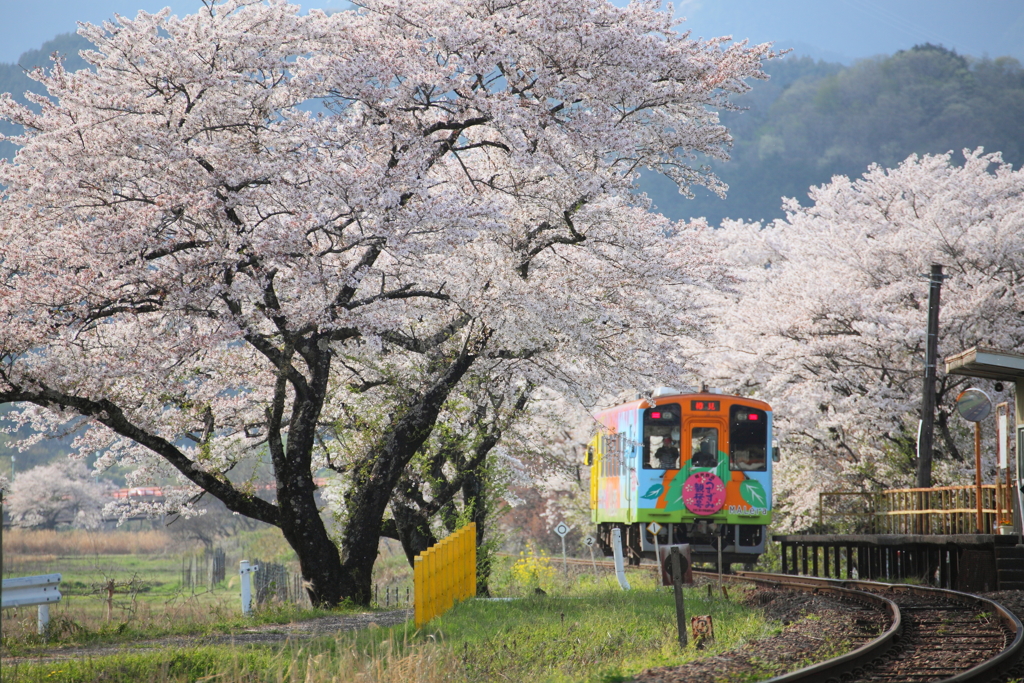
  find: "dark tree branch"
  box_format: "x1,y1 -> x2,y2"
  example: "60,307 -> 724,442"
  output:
0,382 -> 280,525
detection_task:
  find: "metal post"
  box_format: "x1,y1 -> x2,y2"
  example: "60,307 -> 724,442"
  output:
670,547 -> 688,648
975,421 -> 984,532
37,604 -> 49,636
239,560 -> 258,615
653,534 -> 661,588
917,264 -> 944,489
1,492 -> 4,643
611,527 -> 631,590
717,532 -> 723,591
561,535 -> 567,578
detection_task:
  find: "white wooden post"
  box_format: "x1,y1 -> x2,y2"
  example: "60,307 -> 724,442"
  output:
239,561 -> 258,615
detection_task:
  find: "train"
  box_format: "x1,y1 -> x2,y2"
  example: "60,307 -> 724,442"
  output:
585,387 -> 778,569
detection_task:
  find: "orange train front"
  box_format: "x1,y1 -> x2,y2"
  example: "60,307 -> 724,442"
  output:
585,388 -> 777,569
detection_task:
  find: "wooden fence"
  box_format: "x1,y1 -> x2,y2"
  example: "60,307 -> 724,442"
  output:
180,547 -> 226,590
413,523 -> 476,628
819,485 -> 1015,535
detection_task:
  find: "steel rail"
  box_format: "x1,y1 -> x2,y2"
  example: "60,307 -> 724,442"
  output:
691,571 -> 902,683
726,571 -> 1024,683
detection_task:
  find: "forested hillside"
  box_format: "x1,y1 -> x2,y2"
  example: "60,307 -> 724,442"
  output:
642,45 -> 1024,225
0,33 -> 91,160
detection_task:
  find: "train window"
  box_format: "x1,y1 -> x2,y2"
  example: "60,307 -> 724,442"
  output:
690,427 -> 718,467
643,406 -> 680,469
599,433 -> 629,477
730,405 -> 767,471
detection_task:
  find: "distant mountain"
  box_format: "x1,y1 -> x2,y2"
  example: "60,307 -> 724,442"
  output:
641,45 -> 1024,225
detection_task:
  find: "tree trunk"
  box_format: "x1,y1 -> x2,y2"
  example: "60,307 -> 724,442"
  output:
337,349 -> 478,604
393,500 -> 438,567
462,469 -> 492,596
276,482 -> 343,606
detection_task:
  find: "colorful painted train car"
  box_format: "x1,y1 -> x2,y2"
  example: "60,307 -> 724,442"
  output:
586,388 -> 777,569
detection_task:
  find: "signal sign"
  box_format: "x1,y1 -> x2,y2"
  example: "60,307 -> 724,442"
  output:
554,522 -> 570,538
647,522 -> 663,535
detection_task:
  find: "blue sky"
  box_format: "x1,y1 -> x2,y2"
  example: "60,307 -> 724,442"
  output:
3,0 -> 1024,65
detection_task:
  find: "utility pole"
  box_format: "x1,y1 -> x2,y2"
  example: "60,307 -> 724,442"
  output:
917,264 -> 944,489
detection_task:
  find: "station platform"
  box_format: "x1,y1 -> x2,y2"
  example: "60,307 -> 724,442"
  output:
773,533 -> 1024,593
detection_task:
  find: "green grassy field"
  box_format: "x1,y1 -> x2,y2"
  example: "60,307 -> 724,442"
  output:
1,526 -> 413,652
2,531 -> 781,682
5,569 -> 777,682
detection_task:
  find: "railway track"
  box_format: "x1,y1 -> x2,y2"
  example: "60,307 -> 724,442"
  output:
713,571 -> 1024,683
523,554 -> 1024,680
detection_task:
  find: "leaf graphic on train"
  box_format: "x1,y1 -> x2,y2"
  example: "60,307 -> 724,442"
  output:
640,484 -> 664,500
739,480 -> 767,508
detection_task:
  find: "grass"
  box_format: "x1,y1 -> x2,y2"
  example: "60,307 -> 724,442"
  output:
4,563 -> 777,683
2,533 -> 784,682
3,636 -> 452,683
0,528 -> 401,653
3,529 -> 173,556
422,583 -> 774,682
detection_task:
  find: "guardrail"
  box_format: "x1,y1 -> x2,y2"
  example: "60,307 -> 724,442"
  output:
1,573 -> 62,634
413,523 -> 476,628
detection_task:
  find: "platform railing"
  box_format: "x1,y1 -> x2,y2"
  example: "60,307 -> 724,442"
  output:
819,485 -> 1013,535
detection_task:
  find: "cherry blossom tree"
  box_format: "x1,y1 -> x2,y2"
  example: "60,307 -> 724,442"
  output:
0,0 -> 774,605
708,149 -> 1024,529
6,461 -> 112,529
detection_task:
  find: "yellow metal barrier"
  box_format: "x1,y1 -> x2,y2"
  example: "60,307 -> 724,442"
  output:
413,523 -> 477,628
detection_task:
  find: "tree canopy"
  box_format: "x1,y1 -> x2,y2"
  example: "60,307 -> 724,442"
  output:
0,0 -> 773,604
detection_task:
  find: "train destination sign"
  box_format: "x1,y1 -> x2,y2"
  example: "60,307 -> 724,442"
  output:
956,388 -> 993,422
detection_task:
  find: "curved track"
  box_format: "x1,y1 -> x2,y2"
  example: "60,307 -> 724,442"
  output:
716,571 -> 1024,683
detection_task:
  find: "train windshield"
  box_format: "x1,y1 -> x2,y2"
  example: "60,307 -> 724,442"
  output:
643,406 -> 680,469
690,427 -> 718,468
730,405 -> 767,471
